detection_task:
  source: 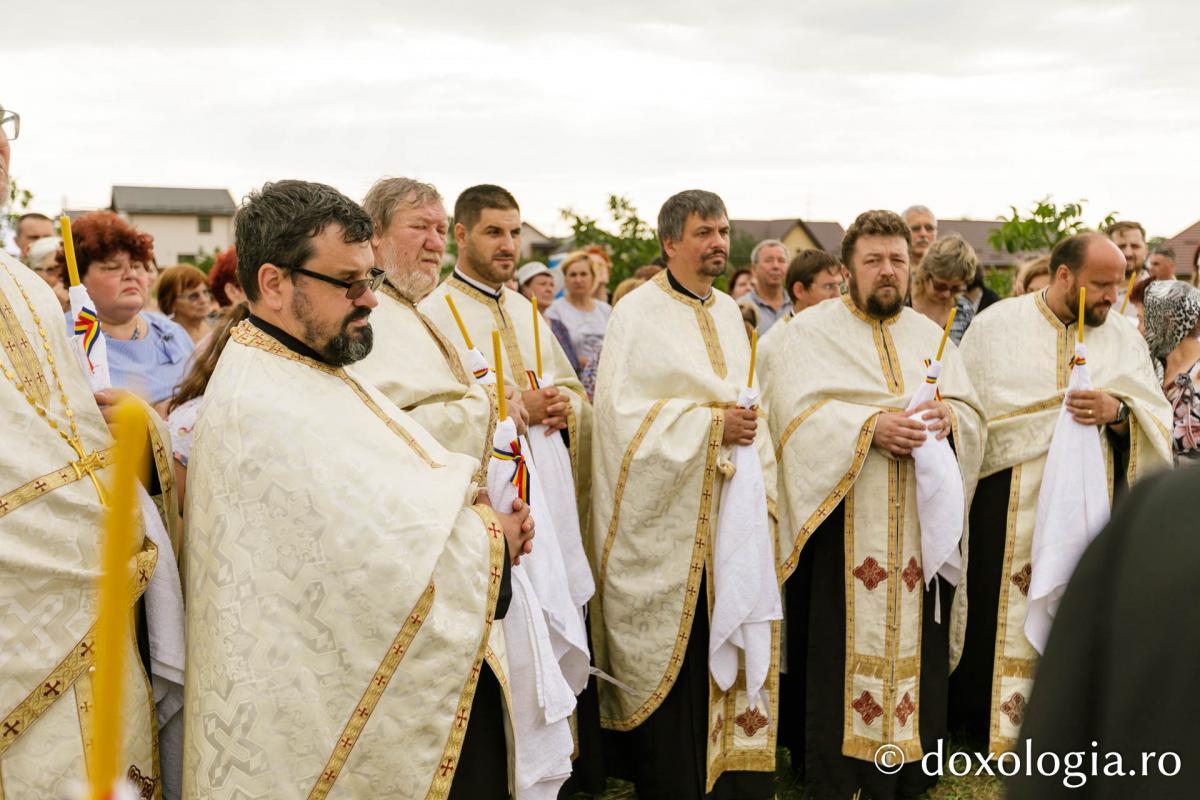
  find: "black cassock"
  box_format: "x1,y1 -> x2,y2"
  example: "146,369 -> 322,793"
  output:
1007,464 -> 1200,799
782,501 -> 954,800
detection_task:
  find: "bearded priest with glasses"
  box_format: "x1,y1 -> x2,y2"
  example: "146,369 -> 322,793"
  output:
182,180 -> 535,799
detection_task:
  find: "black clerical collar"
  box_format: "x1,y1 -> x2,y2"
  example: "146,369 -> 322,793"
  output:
247,314 -> 332,365
453,269 -> 503,299
666,268 -> 713,302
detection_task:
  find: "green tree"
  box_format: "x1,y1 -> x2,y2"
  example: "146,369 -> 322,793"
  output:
559,195 -> 660,288
5,175 -> 35,230
988,197 -> 1118,254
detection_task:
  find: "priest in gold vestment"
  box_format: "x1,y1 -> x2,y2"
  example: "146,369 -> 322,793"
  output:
591,190 -> 779,800
764,210 -> 985,799
183,181 -> 533,799
1,118 -> 181,800
356,177 -> 523,480
951,232 -> 1172,755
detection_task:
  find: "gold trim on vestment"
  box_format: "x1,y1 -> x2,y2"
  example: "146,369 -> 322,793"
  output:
307,583 -> 438,799
778,417 -> 878,582
651,271 -> 727,379
0,446 -> 115,520
774,400 -> 830,461
597,399 -> 669,590
445,277 -> 531,380
988,464 -> 1029,754
0,283 -> 51,404
381,283 -> 472,386
231,321 -> 443,469
427,503 -> 509,799
990,394 -> 1066,423
0,541 -> 158,758
601,409 -> 723,731
1033,293 -> 1073,391
73,672 -> 96,779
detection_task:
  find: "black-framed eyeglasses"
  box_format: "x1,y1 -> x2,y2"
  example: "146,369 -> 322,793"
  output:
287,266 -> 384,300
0,106 -> 19,141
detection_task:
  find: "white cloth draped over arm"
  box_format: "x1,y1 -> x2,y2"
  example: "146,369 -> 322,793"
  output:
708,387 -> 782,710
1025,343 -> 1110,653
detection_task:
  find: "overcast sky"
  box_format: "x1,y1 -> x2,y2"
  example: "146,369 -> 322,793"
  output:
5,0 -> 1198,238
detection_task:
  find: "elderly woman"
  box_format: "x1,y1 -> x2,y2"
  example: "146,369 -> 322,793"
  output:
157,264 -> 214,345
546,249 -> 612,398
1142,280 -> 1200,463
909,233 -> 977,344
23,235 -> 68,309
57,210 -> 193,412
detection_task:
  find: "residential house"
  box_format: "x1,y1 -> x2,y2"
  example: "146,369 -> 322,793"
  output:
110,186 -> 236,266
730,218 -> 846,261
1161,219 -> 1200,281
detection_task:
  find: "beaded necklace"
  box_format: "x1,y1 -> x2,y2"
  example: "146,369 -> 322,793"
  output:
0,260 -> 109,505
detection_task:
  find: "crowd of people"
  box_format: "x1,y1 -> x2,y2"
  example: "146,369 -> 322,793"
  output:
3,99 -> 1200,800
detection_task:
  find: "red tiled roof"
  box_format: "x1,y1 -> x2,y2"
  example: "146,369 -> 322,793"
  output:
1162,219 -> 1200,277
936,219 -> 1034,267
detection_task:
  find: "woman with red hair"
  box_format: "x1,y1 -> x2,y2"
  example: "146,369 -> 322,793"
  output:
207,245 -> 245,307
56,210 -> 194,411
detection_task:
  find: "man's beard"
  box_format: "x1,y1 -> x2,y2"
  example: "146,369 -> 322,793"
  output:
292,290 -> 374,365
850,276 -> 904,318
380,241 -> 440,301
463,244 -> 515,286
698,248 -> 728,278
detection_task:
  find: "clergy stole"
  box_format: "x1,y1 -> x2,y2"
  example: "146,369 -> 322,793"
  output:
957,292 -> 1172,753
590,271 -> 780,791
765,294 -> 985,763
0,255 -> 169,800
182,321 -> 508,799
355,284 -> 498,482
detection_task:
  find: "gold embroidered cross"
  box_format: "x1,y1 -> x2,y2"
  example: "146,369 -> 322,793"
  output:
67,437 -> 109,507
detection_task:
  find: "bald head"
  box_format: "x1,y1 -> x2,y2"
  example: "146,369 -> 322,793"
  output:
1046,232 -> 1124,326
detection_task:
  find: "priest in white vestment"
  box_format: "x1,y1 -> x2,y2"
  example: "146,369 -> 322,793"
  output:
183,181 -> 533,800
592,190 -> 779,800
765,210 -> 985,799
951,232 -> 1172,755
356,178 -> 527,481
417,184 -> 603,794
1,118 -> 184,800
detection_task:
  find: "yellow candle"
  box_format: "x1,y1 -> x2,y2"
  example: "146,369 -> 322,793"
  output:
532,300 -> 543,385
445,294 -> 473,350
1077,286 -> 1086,344
61,215 -> 81,287
936,308 -> 957,361
90,399 -> 149,800
746,329 -> 758,388
492,330 -> 507,421
1119,271 -> 1136,315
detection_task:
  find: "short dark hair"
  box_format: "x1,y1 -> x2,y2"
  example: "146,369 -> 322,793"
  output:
453,184 -> 519,234
1151,245 -> 1176,261
841,210 -> 911,268
1105,220 -> 1147,242
1049,232 -> 1103,277
657,190 -> 728,261
17,212 -> 52,229
786,249 -> 840,297
234,180 -> 373,302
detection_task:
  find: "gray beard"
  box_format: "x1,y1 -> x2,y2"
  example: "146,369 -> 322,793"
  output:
389,267 -> 438,302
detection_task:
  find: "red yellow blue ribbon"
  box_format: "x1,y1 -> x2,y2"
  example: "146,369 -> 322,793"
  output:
492,437 -> 530,503
74,305 -> 100,370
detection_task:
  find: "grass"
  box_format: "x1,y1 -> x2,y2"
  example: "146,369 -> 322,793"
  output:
574,743 -> 1002,800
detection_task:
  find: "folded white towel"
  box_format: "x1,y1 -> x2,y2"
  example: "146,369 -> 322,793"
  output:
709,387 -> 782,709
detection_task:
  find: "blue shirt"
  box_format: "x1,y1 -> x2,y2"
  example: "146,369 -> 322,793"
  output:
66,310 -> 194,403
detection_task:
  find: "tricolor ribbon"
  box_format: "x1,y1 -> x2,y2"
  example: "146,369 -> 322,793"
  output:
491,437 -> 531,503
74,305 -> 101,370
922,358 -> 943,401
526,370 -> 542,390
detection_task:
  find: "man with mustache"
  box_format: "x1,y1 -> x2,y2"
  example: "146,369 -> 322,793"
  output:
183,179 -> 535,798
1108,220 -> 1151,320
591,190 -> 780,799
421,184 -> 592,530
356,177 -> 524,481
950,232 -> 1172,757
763,209 -> 986,799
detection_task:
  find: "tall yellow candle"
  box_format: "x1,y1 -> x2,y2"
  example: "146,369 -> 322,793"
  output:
1119,271 -> 1136,315
746,329 -> 758,388
61,215 -> 81,286
492,330 -> 507,421
936,308 -> 957,361
445,294 -> 473,350
1077,287 -> 1086,344
532,300 -> 543,385
90,399 -> 149,800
